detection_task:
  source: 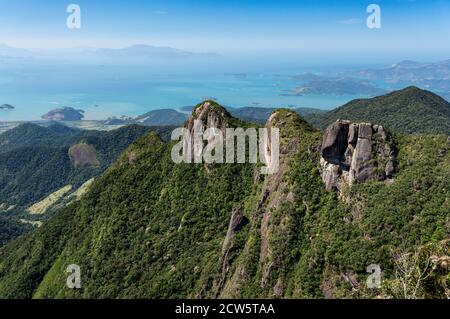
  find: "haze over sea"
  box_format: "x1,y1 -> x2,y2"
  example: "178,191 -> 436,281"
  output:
0,56 -> 383,122
2,0 -> 449,122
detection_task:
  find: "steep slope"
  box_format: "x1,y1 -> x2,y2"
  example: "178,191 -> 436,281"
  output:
0,125 -> 161,209
0,102 -> 448,299
309,87 -> 450,134
0,101 -> 256,298
0,124 -> 174,246
0,217 -> 32,247
0,146 -> 75,208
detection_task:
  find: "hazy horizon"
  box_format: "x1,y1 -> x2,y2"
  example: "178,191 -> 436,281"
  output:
1,0 -> 450,121
1,0 -> 450,60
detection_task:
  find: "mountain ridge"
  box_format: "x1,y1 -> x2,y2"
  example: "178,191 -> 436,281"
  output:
0,101 -> 448,298
309,86 -> 450,134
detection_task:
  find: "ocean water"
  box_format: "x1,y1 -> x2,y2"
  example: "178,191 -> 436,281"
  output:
0,62 -> 369,122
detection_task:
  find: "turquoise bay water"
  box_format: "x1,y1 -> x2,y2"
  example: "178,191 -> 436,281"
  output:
0,62 -> 367,121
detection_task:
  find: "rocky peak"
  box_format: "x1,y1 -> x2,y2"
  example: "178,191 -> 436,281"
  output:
180,100 -> 234,163
185,100 -> 232,133
320,120 -> 395,192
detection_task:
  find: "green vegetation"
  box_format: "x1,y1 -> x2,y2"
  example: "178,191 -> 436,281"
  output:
0,217 -> 31,247
281,133 -> 449,298
0,122 -> 175,154
0,123 -> 174,246
0,100 -> 448,299
0,131 -> 256,298
0,124 -> 160,210
309,86 -> 450,134
0,122 -> 79,154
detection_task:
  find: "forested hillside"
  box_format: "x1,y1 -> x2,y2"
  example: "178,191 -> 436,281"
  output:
308,87 -> 450,134
0,102 -> 447,299
0,124 -> 174,246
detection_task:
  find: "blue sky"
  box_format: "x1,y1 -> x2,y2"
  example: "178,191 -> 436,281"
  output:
0,0 -> 449,60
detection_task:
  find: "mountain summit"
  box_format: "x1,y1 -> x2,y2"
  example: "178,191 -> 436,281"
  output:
311,86 -> 450,134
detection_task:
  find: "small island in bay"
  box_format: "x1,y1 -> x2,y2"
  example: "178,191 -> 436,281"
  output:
0,104 -> 15,110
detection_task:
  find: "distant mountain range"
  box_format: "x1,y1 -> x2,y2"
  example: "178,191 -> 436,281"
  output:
103,106 -> 326,127
346,59 -> 450,100
99,87 -> 450,134
0,44 -> 218,61
228,106 -> 326,123
286,75 -> 386,96
349,59 -> 450,83
5,86 -> 448,136
105,109 -> 190,126
84,44 -> 220,60
286,59 -> 450,99
0,44 -> 34,58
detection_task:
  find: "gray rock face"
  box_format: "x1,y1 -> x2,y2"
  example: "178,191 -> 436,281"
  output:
222,206 -> 248,254
182,101 -> 230,162
321,121 -> 349,165
320,120 -> 395,192
185,101 -> 229,133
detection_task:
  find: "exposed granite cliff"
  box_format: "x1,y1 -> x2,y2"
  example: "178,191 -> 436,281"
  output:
219,109 -> 314,298
181,100 -> 232,162
320,120 -> 395,192
185,100 -> 232,134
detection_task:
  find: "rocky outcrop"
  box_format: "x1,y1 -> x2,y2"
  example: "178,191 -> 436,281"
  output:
320,120 -> 395,192
213,205 -> 249,297
185,100 -> 230,134
220,109 -> 304,298
182,100 -> 231,162
221,206 -> 248,254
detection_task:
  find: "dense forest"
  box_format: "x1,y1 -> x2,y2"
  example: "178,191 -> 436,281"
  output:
307,87 -> 450,134
0,99 -> 448,299
0,123 -> 175,246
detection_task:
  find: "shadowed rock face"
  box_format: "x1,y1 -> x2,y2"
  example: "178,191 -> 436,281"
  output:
321,122 -> 349,165
320,120 -> 395,192
221,205 -> 248,254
